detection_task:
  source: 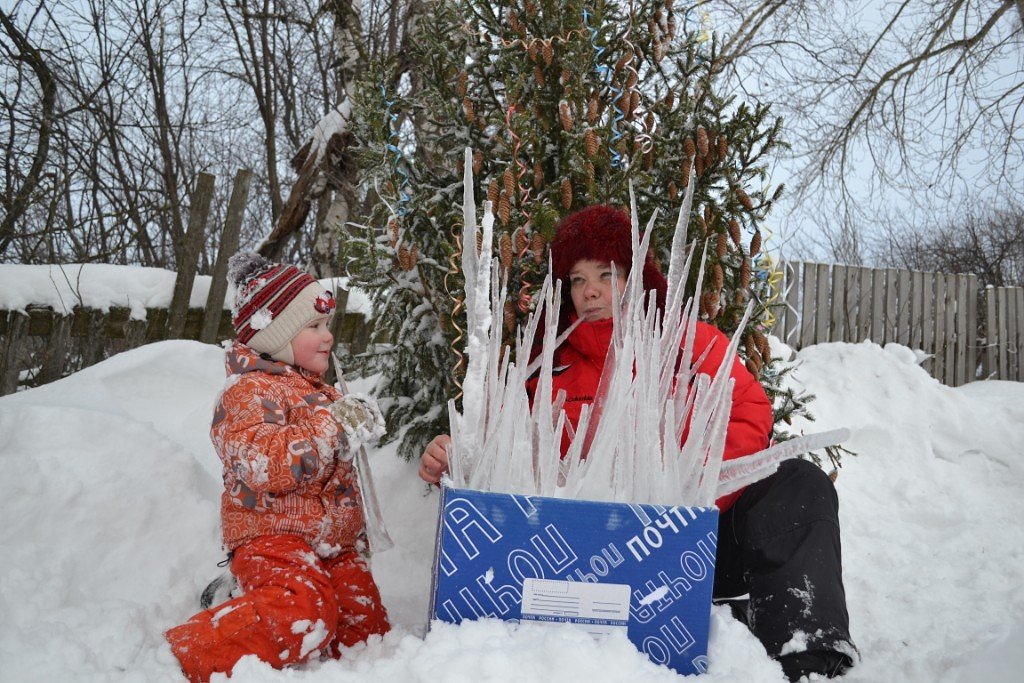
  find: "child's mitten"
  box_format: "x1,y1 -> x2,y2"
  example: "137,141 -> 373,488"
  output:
329,393 -> 386,452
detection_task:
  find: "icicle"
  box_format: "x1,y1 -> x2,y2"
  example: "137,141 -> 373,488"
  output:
716,429 -> 851,499
665,161 -> 695,307
331,354 -> 393,552
447,147 -> 843,510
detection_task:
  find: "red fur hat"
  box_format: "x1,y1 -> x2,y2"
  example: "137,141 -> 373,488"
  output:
550,205 -> 667,310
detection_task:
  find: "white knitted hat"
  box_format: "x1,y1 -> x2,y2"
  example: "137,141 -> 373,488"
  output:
228,252 -> 336,365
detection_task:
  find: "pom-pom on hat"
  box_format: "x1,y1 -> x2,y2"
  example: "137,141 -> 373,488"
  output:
550,205 -> 667,310
228,252 -> 336,365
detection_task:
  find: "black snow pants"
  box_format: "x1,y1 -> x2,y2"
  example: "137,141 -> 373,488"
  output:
713,458 -> 855,661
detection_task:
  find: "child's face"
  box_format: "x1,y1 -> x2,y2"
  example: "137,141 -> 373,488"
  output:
290,318 -> 334,374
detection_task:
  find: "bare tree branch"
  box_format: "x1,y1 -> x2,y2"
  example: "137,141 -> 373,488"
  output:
0,6 -> 55,258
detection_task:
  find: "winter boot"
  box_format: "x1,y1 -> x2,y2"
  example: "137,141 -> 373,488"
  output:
199,571 -> 238,610
778,649 -> 854,681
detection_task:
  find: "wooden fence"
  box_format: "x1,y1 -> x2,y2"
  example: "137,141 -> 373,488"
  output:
0,297 -> 372,397
772,261 -> 1022,386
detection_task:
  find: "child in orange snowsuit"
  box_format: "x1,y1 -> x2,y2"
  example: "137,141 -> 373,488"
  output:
165,253 -> 390,683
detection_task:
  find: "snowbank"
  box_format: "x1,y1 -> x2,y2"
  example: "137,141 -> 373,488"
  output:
0,338 -> 1022,682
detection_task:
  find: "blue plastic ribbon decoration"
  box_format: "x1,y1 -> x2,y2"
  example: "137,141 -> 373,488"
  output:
382,85 -> 412,217
583,6 -> 625,169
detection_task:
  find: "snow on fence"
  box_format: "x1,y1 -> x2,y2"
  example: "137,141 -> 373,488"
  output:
772,261 -> 1023,386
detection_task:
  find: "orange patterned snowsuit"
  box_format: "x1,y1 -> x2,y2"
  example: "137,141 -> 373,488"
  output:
165,343 -> 389,682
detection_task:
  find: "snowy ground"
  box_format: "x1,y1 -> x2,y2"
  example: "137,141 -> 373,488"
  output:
1,337 -> 1022,682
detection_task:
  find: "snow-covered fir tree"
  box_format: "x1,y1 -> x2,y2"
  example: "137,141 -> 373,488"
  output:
347,0 -> 823,464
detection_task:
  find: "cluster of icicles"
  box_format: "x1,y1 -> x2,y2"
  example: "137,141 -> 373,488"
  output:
446,148 -> 847,506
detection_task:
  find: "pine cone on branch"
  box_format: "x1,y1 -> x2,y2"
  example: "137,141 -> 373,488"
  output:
696,126 -> 709,157
584,129 -> 600,158
530,232 -> 546,263
499,232 -> 513,270
728,218 -> 741,246
559,101 -> 574,132
750,230 -> 762,257
503,168 -> 515,198
560,177 -> 573,210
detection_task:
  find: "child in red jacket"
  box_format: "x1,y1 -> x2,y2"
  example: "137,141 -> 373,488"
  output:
165,253 -> 389,682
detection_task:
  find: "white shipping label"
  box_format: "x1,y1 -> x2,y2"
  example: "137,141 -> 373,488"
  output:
520,578 -> 631,638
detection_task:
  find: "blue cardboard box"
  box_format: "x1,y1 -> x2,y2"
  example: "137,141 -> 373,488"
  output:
429,486 -> 720,676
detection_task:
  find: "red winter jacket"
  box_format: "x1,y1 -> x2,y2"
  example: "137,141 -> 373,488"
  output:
529,316 -> 773,511
211,342 -> 365,557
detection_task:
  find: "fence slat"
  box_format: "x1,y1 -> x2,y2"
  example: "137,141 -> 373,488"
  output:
997,288 -> 1009,380
1015,288 -> 1024,381
844,266 -> 859,340
831,264 -> 847,343
1006,289 -> 1016,381
911,271 -> 924,350
815,263 -> 830,344
943,274 -> 957,386
984,287 -> 996,378
168,172 -> 217,339
784,260 -> 800,347
953,275 -> 968,386
1011,288 -> 1019,382
800,262 -> 817,348
858,267 -> 873,342
966,275 -> 978,382
884,268 -> 898,344
202,169 -> 253,344
920,272 -> 935,376
896,270 -> 912,346
38,313 -> 71,385
869,268 -> 884,342
1,312 -> 28,395
933,275 -> 947,382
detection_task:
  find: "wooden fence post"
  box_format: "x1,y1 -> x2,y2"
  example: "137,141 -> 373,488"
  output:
910,271 -> 924,350
983,286 -> 995,379
855,267 -> 871,342
942,274 -> 957,386
814,263 -> 829,344
799,262 -> 816,348
953,275 -> 968,386
783,260 -> 800,347
37,312 -> 71,385
997,288 -> 1009,380
870,268 -> 885,343
168,172 -> 216,339
965,275 -> 978,382
1012,288 -> 1021,381
1,311 -> 28,395
831,264 -> 847,343
844,266 -> 859,339
201,169 -> 253,344
1016,288 -> 1024,381
896,269 -> 911,346
933,275 -> 947,382
919,272 -> 935,376
765,260 -> 784,339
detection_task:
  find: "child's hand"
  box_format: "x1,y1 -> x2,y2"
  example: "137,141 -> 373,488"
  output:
419,434 -> 451,485
330,393 -> 386,451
